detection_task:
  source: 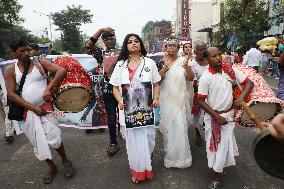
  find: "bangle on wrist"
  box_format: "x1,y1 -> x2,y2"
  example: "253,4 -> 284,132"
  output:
90,37 -> 97,44
163,65 -> 169,72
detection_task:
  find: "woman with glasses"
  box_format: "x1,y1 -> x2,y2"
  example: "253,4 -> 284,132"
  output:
110,33 -> 160,183
159,37 -> 195,168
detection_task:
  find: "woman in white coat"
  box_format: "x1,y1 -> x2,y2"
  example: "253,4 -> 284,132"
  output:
110,33 -> 160,183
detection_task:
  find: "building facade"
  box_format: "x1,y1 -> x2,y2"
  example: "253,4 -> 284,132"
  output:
142,20 -> 172,53
190,1 -> 213,44
173,0 -> 212,45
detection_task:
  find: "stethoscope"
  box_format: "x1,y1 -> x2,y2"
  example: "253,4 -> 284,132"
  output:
119,56 -> 146,78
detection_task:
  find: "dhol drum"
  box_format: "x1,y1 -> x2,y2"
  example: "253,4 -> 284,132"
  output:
239,101 -> 284,180
52,56 -> 92,112
233,63 -> 283,127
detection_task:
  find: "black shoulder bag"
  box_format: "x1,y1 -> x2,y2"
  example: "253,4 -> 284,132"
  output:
8,62 -> 31,121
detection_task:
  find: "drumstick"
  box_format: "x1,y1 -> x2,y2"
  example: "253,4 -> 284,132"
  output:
237,84 -> 264,130
239,101 -> 264,130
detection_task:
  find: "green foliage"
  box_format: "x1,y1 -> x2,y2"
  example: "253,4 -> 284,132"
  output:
0,0 -> 24,28
51,5 -> 92,53
51,5 -> 92,31
142,21 -> 154,33
142,20 -> 169,33
52,38 -> 63,51
214,0 -> 268,52
0,0 -> 24,58
61,29 -> 84,53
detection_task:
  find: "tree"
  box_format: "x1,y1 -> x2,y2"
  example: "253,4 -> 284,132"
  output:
0,0 -> 24,58
51,5 -> 92,53
214,0 -> 268,53
53,38 -> 63,52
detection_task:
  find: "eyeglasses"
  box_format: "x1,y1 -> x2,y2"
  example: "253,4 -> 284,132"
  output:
184,45 -> 192,48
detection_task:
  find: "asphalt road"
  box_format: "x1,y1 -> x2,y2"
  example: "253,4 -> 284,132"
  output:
0,75 -> 284,189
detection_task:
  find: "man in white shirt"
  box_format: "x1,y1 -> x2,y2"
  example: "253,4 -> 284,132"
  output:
0,67 -> 16,143
243,43 -> 262,72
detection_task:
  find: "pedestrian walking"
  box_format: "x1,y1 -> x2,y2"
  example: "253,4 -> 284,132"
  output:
110,33 -> 160,183
190,41 -> 208,146
197,47 -> 254,189
84,27 -> 121,156
159,37 -> 195,168
277,52 -> 284,100
0,59 -> 18,143
243,43 -> 262,72
261,51 -> 271,75
5,40 -> 74,184
268,51 -> 280,79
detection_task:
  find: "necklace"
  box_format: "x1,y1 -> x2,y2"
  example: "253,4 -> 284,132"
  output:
129,56 -> 142,64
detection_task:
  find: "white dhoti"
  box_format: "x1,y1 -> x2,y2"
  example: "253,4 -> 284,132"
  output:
0,89 -> 22,136
15,64 -> 62,161
23,111 -> 62,161
204,110 -> 239,173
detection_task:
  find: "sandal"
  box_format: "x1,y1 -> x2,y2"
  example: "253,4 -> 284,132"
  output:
63,161 -> 75,178
4,135 -> 13,143
208,180 -> 221,189
43,170 -> 57,184
107,144 -> 120,156
131,177 -> 140,184
195,137 -> 203,147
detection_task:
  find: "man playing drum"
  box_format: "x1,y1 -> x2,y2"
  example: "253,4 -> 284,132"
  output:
197,47 -> 254,189
4,40 -> 75,184
84,27 -> 120,156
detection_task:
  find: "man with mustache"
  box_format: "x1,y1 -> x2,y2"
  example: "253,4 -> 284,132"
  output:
197,47 -> 254,189
4,40 -> 74,184
84,27 -> 120,156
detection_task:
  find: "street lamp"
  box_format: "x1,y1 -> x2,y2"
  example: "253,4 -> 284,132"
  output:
32,10 -> 53,45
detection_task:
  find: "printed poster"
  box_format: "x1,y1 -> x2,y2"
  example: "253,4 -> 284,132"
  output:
103,49 -> 119,81
121,82 -> 154,129
47,55 -> 108,129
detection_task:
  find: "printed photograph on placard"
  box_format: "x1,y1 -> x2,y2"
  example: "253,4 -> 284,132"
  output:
121,82 -> 154,129
47,55 -> 108,129
103,49 -> 120,81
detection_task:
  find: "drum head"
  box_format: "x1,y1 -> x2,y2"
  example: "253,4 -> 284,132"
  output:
54,87 -> 91,113
253,129 -> 284,180
241,103 -> 279,125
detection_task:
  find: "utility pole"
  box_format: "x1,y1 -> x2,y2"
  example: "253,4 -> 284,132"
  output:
33,10 -> 53,45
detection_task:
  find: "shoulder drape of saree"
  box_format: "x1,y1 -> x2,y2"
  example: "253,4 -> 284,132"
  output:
159,58 -> 194,135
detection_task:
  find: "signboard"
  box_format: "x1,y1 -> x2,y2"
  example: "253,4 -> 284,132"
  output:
181,0 -> 190,40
